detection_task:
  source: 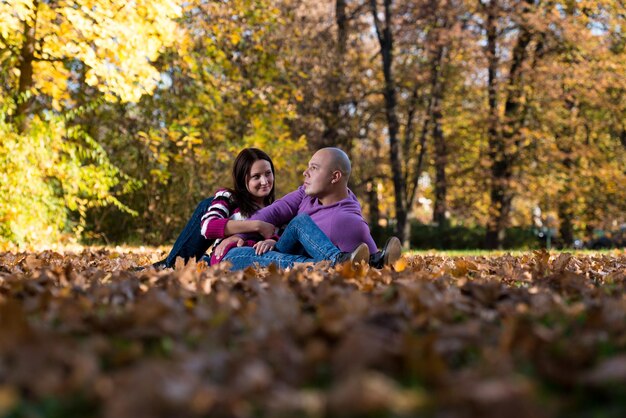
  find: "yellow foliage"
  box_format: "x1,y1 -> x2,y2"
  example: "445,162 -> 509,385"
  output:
0,104 -> 139,246
1,0 -> 182,103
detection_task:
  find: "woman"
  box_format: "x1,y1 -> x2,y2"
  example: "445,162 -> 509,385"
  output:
142,148 -> 277,269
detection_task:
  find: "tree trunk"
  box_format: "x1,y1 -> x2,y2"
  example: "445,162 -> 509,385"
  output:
336,0 -> 347,57
367,181 -> 381,242
321,0 -> 350,152
370,0 -> 408,245
556,98 -> 577,248
403,82 -> 428,231
558,158 -> 575,247
484,0 -> 503,249
14,2 -> 39,132
558,198 -> 574,247
431,43 -> 448,228
485,0 -> 532,249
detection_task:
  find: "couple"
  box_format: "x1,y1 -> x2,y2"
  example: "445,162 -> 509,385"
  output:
144,147 -> 401,271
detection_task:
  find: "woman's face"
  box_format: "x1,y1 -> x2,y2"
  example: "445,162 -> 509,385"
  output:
246,159 -> 274,201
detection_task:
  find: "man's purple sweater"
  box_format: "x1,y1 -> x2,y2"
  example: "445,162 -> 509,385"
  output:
243,186 -> 377,253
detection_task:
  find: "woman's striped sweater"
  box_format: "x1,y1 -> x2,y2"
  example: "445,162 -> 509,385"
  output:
199,189 -> 246,248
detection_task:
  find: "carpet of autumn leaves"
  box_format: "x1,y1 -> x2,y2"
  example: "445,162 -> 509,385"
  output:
1,249 -> 625,418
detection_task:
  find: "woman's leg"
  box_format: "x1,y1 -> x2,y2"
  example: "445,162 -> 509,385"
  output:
164,197 -> 215,267
274,214 -> 342,263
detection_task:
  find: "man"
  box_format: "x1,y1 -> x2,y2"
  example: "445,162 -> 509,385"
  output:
216,147 -> 401,270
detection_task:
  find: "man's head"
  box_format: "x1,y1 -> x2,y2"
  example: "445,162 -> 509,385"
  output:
303,148 -> 351,203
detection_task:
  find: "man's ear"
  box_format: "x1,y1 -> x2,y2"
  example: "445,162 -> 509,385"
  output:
331,170 -> 342,184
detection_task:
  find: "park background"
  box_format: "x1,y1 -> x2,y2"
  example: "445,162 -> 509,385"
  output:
1,0 -> 625,251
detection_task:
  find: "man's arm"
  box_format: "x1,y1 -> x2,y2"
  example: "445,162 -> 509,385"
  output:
346,188 -> 377,252
332,212 -> 378,253
238,187 -> 306,240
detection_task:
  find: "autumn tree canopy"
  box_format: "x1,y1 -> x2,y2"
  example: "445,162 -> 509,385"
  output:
1,0 -> 625,248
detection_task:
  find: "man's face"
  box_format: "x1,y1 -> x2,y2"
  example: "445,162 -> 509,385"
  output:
303,150 -> 334,197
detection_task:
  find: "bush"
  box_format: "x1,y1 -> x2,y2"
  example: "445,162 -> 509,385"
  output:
0,103 -> 138,247
409,222 -> 539,250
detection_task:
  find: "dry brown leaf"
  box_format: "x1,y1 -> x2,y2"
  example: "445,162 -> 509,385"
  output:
0,249 -> 624,417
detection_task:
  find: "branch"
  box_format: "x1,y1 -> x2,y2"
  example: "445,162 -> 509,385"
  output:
348,1 -> 370,20
369,0 -> 385,47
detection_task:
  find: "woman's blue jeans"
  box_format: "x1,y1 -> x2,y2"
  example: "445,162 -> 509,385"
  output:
223,214 -> 342,270
164,197 -> 215,267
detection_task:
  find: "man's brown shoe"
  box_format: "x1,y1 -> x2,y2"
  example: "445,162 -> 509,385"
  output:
335,243 -> 370,266
370,236 -> 402,268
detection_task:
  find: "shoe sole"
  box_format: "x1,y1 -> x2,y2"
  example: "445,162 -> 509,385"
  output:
382,237 -> 402,266
351,243 -> 370,265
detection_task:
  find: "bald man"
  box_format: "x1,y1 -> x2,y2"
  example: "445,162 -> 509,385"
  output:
218,148 -> 401,270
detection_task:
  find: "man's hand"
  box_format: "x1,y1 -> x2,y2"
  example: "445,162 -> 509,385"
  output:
253,239 -> 276,255
255,221 -> 276,239
214,235 -> 243,259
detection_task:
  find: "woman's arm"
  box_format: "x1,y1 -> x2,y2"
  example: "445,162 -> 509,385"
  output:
200,190 -> 236,239
224,219 -> 276,238
201,189 -> 276,240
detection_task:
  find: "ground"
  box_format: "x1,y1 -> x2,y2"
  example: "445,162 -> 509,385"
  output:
1,248 -> 625,418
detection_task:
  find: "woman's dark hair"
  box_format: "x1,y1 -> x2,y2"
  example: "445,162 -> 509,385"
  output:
231,148 -> 275,218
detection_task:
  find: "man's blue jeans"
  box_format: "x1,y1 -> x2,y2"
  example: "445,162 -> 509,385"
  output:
164,197 -> 215,267
223,214 -> 342,270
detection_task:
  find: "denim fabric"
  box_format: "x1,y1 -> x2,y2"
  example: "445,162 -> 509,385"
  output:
223,214 -> 342,270
165,197 -> 215,267
275,214 -> 342,262
223,247 -> 314,270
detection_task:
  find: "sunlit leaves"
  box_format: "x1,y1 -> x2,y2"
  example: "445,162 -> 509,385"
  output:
1,0 -> 182,103
0,0 -> 182,246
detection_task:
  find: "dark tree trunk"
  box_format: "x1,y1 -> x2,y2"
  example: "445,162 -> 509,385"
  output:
558,199 -> 574,247
484,0 -> 503,249
431,43 -> 448,228
321,0 -> 351,152
558,156 -> 575,247
367,181 -> 382,242
336,0 -> 347,56
556,98 -> 577,248
486,0 -> 532,249
14,2 -> 39,132
406,99 -> 429,211
370,0 -> 408,245
402,83 -> 428,244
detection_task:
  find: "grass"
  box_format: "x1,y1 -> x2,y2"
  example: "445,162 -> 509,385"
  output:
1,241 -> 624,259
406,248 -> 625,257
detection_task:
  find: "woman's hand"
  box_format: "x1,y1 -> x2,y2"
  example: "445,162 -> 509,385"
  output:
253,239 -> 276,255
255,221 -> 276,239
214,235 -> 243,259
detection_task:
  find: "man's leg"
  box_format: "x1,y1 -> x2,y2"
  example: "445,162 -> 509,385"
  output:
275,214 -> 342,262
223,247 -> 314,271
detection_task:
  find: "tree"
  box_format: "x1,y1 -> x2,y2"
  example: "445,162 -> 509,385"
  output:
84,0 -> 309,244
1,0 -> 181,126
0,0 -> 181,245
478,0 -> 626,248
